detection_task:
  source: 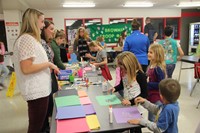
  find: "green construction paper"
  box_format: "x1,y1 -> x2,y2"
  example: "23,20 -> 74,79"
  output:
55,95 -> 80,108
96,95 -> 121,106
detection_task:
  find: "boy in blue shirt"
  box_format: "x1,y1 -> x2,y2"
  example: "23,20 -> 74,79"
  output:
128,78 -> 181,133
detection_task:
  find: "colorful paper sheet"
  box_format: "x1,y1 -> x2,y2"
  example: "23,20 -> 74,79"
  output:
57,89 -> 78,97
78,90 -> 88,97
96,95 -> 121,106
86,115 -> 100,130
56,105 -> 85,119
80,97 -> 92,105
84,67 -> 92,71
113,106 -> 142,123
83,104 -> 96,115
55,95 -> 80,108
57,118 -> 90,133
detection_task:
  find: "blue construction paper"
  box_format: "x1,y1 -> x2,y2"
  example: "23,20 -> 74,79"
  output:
83,104 -> 96,115
56,105 -> 85,119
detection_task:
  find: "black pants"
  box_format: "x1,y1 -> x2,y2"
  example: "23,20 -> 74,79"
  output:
41,72 -> 58,132
41,94 -> 53,132
27,96 -> 49,133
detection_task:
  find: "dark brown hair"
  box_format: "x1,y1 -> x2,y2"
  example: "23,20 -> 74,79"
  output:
131,19 -> 140,31
159,78 -> 181,103
41,19 -> 54,42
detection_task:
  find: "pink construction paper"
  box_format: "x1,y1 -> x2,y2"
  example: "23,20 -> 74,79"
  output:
80,97 -> 92,105
56,118 -> 90,133
84,67 -> 92,71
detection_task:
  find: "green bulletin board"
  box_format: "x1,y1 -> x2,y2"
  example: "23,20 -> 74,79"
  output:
87,23 -> 132,43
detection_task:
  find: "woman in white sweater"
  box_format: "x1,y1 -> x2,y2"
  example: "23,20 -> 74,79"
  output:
13,8 -> 59,133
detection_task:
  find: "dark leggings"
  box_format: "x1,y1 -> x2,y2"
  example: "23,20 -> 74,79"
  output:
27,96 -> 49,133
41,94 -> 54,132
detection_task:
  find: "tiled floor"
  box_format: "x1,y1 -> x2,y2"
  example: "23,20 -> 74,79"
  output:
0,61 -> 200,133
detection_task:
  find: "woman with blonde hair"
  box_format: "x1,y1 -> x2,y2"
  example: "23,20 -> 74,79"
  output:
13,8 -> 59,133
73,27 -> 91,61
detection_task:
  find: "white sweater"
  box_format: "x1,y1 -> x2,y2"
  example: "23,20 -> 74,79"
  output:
13,34 -> 51,101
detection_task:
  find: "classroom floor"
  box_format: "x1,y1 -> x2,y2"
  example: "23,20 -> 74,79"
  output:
0,61 -> 200,133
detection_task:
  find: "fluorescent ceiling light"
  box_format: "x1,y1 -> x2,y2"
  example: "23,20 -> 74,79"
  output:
176,2 -> 200,7
63,2 -> 95,8
123,2 -> 153,7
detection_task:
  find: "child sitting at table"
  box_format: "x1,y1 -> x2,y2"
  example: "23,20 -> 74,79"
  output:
67,46 -> 78,64
128,78 -> 181,133
114,52 -> 147,99
109,51 -> 141,106
85,41 -> 112,80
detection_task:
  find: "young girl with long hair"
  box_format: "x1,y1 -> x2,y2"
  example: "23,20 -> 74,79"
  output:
147,44 -> 166,121
109,52 -> 141,105
85,41 -> 112,80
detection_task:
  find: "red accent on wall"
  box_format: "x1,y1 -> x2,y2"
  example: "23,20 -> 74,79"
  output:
182,12 -> 200,17
45,18 -> 53,21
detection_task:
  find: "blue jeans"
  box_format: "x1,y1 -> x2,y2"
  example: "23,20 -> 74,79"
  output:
166,64 -> 176,78
0,64 -> 9,84
148,100 -> 162,122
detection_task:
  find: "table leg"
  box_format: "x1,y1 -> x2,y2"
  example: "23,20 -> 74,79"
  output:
190,79 -> 199,96
178,61 -> 182,82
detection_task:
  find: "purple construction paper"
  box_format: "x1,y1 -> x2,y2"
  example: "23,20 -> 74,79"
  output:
83,104 -> 96,115
56,105 -> 85,120
113,106 -> 142,123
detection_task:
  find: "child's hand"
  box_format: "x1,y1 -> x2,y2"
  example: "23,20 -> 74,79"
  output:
108,87 -> 115,94
93,63 -> 98,67
128,119 -> 140,125
134,97 -> 145,105
122,99 -> 131,106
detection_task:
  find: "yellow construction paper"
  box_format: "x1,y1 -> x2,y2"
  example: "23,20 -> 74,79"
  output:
78,90 -> 87,97
86,115 -> 100,130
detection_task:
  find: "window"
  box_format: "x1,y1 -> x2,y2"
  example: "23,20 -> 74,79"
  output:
150,18 -> 165,39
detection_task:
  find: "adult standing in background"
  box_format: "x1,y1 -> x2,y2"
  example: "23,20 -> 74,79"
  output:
73,27 -> 91,61
144,17 -> 158,44
158,26 -> 184,78
0,41 -> 9,90
123,19 -> 150,72
51,30 -> 66,70
41,19 -> 59,133
13,8 -> 59,133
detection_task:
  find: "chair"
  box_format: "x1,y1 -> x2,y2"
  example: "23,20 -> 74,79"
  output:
190,62 -> 200,96
190,62 -> 200,109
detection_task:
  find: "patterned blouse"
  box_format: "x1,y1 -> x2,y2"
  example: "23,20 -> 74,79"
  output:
41,39 -> 54,63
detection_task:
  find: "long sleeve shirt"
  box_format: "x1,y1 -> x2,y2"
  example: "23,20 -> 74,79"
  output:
50,40 -> 65,70
123,30 -> 150,65
139,100 -> 179,133
0,43 -> 5,64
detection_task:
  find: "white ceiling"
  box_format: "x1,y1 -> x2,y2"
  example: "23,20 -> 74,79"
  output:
1,0 -> 200,11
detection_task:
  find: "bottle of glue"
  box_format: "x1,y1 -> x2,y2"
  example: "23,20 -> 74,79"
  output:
109,105 -> 113,124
